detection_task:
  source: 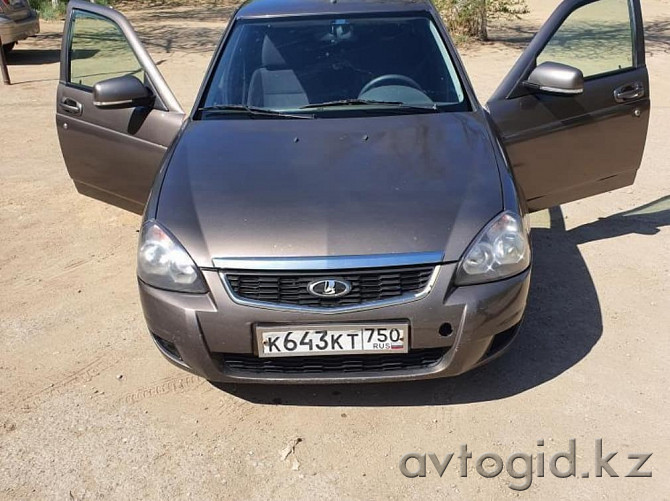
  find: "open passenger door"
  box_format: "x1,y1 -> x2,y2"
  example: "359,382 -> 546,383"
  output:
57,0 -> 184,214
487,0 -> 649,212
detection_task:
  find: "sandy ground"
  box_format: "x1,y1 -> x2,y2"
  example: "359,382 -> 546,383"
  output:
1,1 -> 669,499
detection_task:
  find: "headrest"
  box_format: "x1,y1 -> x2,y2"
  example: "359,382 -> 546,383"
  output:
262,35 -> 287,68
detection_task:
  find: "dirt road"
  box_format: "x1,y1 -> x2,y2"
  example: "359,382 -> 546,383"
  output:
1,1 -> 668,499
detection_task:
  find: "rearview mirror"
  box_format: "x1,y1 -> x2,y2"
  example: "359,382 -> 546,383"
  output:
93,75 -> 154,109
523,62 -> 584,96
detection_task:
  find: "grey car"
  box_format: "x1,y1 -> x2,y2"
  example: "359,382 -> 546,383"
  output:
0,0 -> 39,54
57,0 -> 650,383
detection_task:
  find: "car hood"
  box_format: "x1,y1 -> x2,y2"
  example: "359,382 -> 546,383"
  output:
157,112 -> 502,267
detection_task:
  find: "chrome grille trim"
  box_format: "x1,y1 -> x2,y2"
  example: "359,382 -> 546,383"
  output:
212,251 -> 444,271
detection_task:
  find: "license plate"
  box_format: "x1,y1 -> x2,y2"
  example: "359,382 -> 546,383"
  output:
256,323 -> 409,358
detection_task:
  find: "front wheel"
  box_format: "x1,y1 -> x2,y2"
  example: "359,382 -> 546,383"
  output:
2,42 -> 15,56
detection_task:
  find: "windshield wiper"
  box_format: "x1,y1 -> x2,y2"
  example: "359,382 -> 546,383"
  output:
198,104 -> 314,119
301,99 -> 438,112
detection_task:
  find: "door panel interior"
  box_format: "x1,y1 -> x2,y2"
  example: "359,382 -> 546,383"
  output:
57,1 -> 184,214
487,0 -> 649,212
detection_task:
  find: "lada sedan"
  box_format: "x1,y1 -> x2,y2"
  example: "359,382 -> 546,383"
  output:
57,0 -> 650,383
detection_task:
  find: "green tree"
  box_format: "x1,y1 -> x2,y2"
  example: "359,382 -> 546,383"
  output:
436,0 -> 528,41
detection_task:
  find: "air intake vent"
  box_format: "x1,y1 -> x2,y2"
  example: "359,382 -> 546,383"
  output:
220,349 -> 447,375
224,266 -> 435,308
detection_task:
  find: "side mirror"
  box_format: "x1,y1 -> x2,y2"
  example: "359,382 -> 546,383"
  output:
93,75 -> 154,109
523,62 -> 584,96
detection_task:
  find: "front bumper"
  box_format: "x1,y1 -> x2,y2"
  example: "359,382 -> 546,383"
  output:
139,263 -> 530,384
0,11 -> 40,44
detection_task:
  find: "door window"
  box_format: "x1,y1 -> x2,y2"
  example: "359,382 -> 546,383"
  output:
537,0 -> 634,78
69,10 -> 145,88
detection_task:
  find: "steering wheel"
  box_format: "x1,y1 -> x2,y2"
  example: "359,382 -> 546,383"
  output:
359,74 -> 422,97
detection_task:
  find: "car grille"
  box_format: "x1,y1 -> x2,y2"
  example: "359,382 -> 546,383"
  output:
220,349 -> 447,375
224,266 -> 435,308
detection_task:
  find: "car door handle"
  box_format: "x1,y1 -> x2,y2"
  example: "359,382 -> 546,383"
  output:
614,82 -> 645,103
60,98 -> 83,115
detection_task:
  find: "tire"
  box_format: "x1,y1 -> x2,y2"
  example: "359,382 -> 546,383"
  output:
2,42 -> 15,56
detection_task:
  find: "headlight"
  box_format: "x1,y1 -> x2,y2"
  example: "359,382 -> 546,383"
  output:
137,221 -> 208,293
454,211 -> 530,286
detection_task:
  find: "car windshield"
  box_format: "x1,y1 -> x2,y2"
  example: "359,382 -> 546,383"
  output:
200,14 -> 470,118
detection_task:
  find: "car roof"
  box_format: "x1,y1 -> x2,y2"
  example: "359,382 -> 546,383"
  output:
236,0 -> 436,19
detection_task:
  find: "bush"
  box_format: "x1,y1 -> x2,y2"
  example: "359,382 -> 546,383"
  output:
436,0 -> 528,41
29,0 -> 110,20
29,0 -> 66,20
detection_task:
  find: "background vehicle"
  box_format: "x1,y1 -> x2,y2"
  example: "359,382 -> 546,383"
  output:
0,0 -> 40,54
56,0 -> 649,383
